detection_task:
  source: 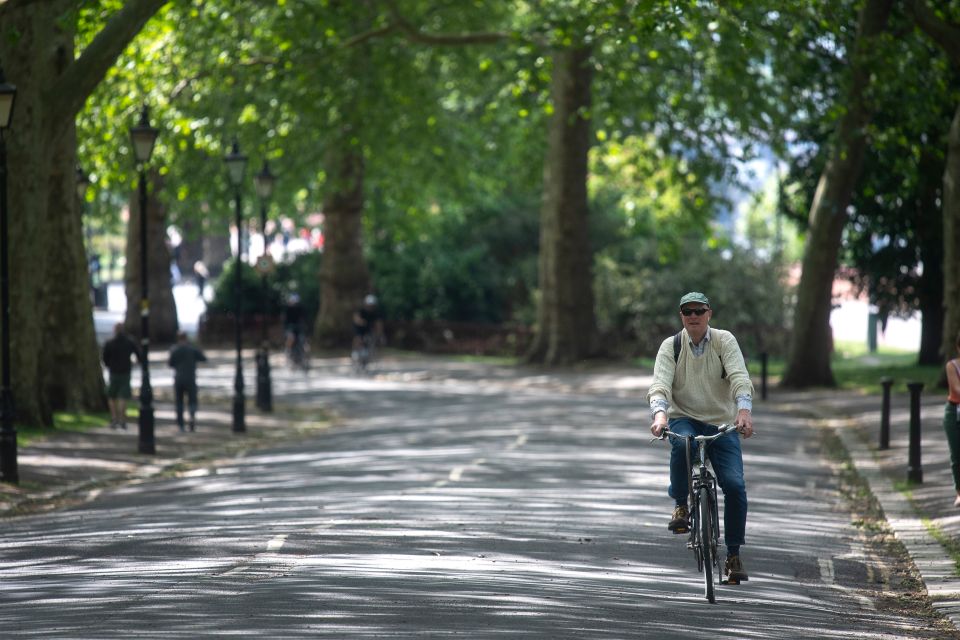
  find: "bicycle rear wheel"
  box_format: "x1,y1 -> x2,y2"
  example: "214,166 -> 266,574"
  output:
699,486 -> 715,603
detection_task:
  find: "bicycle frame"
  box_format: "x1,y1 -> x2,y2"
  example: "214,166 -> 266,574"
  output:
657,423 -> 738,603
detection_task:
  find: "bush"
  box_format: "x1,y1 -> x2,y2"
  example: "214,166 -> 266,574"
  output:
207,252 -> 321,324
593,241 -> 793,359
368,196 -> 539,325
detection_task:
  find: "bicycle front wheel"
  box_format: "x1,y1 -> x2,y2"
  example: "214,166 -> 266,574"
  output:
700,486 -> 715,603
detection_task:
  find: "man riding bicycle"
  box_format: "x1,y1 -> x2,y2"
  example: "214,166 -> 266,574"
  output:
284,293 -> 306,360
352,294 -> 384,356
646,291 -> 754,584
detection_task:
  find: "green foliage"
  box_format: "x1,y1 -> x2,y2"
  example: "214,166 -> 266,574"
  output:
594,241 -> 792,358
207,260 -> 277,316
368,193 -> 540,324
207,251 -> 321,321
273,252 -> 323,325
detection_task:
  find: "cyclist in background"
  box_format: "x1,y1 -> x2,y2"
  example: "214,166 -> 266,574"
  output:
284,292 -> 307,365
646,291 -> 754,583
352,294 -> 384,362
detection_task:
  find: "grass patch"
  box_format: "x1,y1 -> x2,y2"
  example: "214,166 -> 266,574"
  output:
922,518 -> 960,577
450,354 -> 518,365
677,339 -> 940,395
17,411 -> 113,446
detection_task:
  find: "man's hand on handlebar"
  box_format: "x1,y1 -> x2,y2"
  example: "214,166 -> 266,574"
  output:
650,412 -> 668,438
735,409 -> 754,438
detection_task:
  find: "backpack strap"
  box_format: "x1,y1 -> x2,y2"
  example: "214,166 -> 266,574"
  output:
675,329 -> 728,379
711,328 -> 727,379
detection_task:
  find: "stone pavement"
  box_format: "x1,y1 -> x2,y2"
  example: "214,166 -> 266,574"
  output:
2,354 -> 960,632
0,350 -> 330,517
762,384 -> 960,631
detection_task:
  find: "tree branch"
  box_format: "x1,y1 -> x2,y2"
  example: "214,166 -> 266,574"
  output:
0,0 -> 48,18
909,0 -> 960,65
45,0 -> 170,137
343,0 -> 514,49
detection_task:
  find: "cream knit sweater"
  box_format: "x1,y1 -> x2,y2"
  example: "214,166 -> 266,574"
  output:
645,327 -> 754,425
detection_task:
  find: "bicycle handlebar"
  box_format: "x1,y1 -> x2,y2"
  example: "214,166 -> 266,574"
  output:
652,423 -> 741,444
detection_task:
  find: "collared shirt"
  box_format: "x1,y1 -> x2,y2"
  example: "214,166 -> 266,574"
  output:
650,326 -> 752,418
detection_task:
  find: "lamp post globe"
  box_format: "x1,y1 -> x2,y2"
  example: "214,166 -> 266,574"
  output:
129,105 -> 158,455
0,66 -> 17,483
253,160 -> 275,412
224,139 -> 248,432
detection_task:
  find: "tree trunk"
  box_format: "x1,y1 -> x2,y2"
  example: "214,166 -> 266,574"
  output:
124,170 -> 179,345
915,147 -> 944,366
40,124 -> 107,412
781,0 -> 894,388
942,101 -> 960,373
1,1 -> 72,426
314,145 -> 369,349
0,0 -> 166,426
525,46 -> 598,365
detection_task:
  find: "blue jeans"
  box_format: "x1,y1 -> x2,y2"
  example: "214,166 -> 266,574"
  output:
667,417 -> 747,548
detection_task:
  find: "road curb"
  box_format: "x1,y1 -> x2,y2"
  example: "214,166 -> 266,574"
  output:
835,423 -> 960,631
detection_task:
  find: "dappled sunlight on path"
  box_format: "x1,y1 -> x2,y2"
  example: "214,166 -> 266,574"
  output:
0,356 -> 949,638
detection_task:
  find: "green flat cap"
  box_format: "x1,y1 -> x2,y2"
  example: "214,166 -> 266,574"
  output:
679,291 -> 710,308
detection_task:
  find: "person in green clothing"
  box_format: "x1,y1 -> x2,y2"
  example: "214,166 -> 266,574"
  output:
168,331 -> 207,432
944,330 -> 960,507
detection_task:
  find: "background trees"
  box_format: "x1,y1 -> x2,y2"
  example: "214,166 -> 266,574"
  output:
1,0 -> 957,432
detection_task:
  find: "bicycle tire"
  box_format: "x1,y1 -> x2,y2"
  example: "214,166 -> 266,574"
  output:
700,486 -> 715,603
690,488 -> 703,571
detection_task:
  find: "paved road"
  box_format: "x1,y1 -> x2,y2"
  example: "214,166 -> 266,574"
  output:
0,357 -> 950,638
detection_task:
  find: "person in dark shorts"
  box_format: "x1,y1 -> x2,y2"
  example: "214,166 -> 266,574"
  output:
168,331 -> 208,432
352,294 -> 383,352
101,323 -> 142,430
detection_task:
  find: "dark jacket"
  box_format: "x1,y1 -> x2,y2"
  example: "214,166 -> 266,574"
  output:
168,343 -> 207,385
102,333 -> 141,375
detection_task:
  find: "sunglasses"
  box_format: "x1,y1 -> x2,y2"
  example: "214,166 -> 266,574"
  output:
681,308 -> 710,317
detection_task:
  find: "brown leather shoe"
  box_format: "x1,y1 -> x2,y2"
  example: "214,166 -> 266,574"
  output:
724,554 -> 749,583
668,504 -> 689,533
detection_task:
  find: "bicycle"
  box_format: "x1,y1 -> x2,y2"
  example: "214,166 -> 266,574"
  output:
653,423 -> 740,603
286,330 -> 310,372
351,333 -> 377,374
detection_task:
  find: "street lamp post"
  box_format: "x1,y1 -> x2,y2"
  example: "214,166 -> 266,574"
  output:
225,139 -> 248,433
130,106 -> 159,455
76,166 -> 94,303
253,160 -> 275,412
0,66 -> 18,483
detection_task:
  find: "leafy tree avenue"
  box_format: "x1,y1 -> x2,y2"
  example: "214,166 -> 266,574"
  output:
781,0 -> 895,388
909,0 -> 960,380
4,0 -> 960,435
0,0 -> 168,426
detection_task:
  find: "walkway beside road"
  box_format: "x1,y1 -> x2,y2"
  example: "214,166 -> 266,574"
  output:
0,350 -> 330,516
763,386 -> 960,631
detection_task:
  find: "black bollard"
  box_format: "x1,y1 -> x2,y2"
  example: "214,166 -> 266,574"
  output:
256,346 -> 272,412
760,352 -> 768,401
879,377 -> 893,450
907,382 -> 924,484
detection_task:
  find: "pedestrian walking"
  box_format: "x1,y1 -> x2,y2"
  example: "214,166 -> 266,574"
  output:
943,330 -> 960,507
168,331 -> 207,432
647,291 -> 755,583
102,323 -> 142,430
193,260 -> 209,299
